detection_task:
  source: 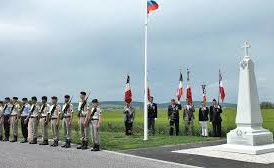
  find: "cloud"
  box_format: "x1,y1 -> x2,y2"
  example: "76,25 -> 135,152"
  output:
0,0 -> 274,103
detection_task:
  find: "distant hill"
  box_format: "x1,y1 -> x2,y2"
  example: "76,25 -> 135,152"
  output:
85,101 -> 237,110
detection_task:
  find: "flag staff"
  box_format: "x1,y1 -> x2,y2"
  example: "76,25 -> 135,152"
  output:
143,1 -> 149,141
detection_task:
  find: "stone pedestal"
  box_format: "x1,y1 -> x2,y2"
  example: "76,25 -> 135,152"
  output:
220,42 -> 274,155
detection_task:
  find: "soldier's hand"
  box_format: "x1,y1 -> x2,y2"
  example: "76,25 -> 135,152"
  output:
56,122 -> 59,128
96,124 -> 100,129
24,119 -> 28,124
155,118 -> 157,121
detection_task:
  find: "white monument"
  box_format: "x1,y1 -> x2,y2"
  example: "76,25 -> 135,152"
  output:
221,41 -> 274,155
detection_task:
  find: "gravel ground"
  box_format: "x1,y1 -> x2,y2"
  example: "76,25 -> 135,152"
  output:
0,141 -> 196,168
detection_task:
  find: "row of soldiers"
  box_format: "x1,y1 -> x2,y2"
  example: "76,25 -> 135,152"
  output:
0,92 -> 102,151
123,97 -> 223,137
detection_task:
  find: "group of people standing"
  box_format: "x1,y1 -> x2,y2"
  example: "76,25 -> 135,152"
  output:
0,91 -> 102,151
168,98 -> 223,137
123,97 -> 223,137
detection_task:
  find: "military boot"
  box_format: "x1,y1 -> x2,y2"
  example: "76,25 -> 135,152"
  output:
81,141 -> 88,150
77,141 -> 84,149
61,139 -> 68,148
30,138 -> 37,144
65,139 -> 71,148
50,140 -> 58,147
10,136 -> 17,142
0,136 -> 2,141
91,144 -> 100,151
39,140 -> 49,145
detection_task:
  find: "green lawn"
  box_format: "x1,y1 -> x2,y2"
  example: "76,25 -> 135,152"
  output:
15,108 -> 274,150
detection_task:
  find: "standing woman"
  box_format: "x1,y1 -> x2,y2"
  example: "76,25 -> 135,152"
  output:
199,101 -> 209,137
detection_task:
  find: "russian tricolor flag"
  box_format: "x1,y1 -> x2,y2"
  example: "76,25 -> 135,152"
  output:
147,0 -> 159,13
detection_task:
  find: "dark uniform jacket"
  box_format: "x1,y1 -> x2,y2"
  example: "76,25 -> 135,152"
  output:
148,103 -> 158,119
168,104 -> 182,120
199,107 -> 209,121
210,105 -> 223,123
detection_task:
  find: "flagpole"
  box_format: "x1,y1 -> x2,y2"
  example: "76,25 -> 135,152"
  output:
218,69 -> 220,105
144,2 -> 148,141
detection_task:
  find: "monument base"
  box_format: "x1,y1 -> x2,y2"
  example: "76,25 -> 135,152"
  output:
218,144 -> 274,155
227,126 -> 273,146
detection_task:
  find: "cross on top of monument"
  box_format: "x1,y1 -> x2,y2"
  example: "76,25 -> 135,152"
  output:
242,41 -> 251,57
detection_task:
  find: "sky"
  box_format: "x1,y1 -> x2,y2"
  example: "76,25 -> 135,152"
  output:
0,0 -> 274,104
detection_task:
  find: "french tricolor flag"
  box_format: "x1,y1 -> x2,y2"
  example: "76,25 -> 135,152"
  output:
124,75 -> 132,104
219,70 -> 225,102
147,0 -> 159,13
176,72 -> 183,101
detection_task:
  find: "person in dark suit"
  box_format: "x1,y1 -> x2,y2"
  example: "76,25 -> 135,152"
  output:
210,99 -> 223,137
199,101 -> 209,137
168,99 -> 182,136
148,96 -> 158,135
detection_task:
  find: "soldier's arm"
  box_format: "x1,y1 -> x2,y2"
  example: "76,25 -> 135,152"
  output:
177,103 -> 182,110
70,104 -> 73,124
167,107 -> 171,120
155,104 -> 158,118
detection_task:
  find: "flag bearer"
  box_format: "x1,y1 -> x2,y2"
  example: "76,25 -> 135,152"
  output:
124,102 -> 135,136
168,99 -> 182,136
77,92 -> 90,150
148,96 -> 158,135
39,96 -> 50,145
29,96 -> 40,144
10,97 -> 20,142
210,99 -> 223,137
199,101 -> 209,137
86,99 -> 102,151
183,98 -> 195,135
49,96 -> 62,147
61,95 -> 73,148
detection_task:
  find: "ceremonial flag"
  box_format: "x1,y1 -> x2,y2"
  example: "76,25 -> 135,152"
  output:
186,68 -> 193,102
202,85 -> 207,103
219,70 -> 225,102
176,72 -> 183,101
125,75 -> 132,104
147,0 -> 159,13
147,80 -> 151,101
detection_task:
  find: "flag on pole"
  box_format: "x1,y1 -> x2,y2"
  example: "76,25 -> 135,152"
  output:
125,75 -> 132,104
219,70 -> 225,102
176,72 -> 183,101
147,0 -> 159,13
186,68 -> 193,102
147,80 -> 151,101
201,84 -> 207,103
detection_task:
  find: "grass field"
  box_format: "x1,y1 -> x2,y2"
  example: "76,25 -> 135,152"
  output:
14,108 -> 274,150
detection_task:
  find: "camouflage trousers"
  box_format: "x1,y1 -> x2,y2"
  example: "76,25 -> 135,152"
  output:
10,116 -> 18,137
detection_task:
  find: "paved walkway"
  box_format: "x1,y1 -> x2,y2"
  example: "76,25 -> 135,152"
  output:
0,141 -> 194,168
122,140 -> 274,168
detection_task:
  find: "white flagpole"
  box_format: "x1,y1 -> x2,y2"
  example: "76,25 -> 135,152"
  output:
144,0 -> 148,141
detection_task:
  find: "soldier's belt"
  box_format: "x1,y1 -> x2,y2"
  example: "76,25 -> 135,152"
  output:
51,117 -> 58,120
10,114 -> 17,117
91,118 -> 99,121
64,116 -> 71,118
30,116 -> 38,118
40,116 -> 47,118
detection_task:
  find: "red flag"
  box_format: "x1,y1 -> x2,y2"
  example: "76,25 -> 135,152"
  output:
124,75 -> 132,104
186,69 -> 193,102
202,85 -> 207,103
176,72 -> 183,101
219,70 -> 225,102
